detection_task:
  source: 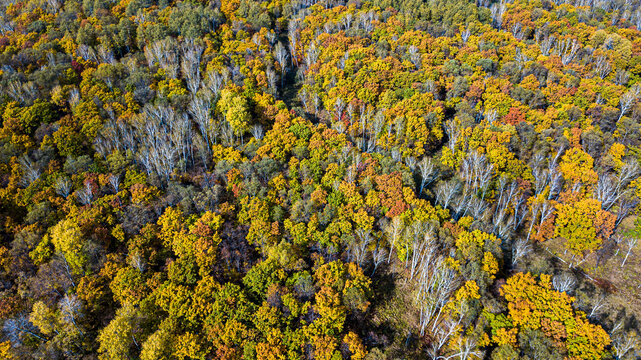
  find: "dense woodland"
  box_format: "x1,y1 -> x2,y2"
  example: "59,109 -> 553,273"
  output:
1,0 -> 641,358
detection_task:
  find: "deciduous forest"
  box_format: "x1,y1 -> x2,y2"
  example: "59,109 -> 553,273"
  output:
0,0 -> 641,358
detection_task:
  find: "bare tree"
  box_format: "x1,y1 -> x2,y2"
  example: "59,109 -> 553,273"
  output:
265,31 -> 276,46
76,181 -> 93,206
371,245 -> 387,276
444,119 -> 460,150
461,28 -> 471,43
594,54 -> 612,79
452,193 -> 471,220
511,22 -> 524,40
619,162 -> 640,187
532,168 -> 548,196
133,105 -> 183,182
45,0 -> 61,12
530,200 -> 554,242
312,93 -> 321,119
615,70 -> 630,86
595,173 -> 619,210
447,336 -> 483,360
108,174 -> 120,194
416,256 -> 459,337
384,217 -> 404,263
408,45 -> 421,69
612,331 -> 639,360
468,196 -> 488,221
97,44 -> 115,65
405,156 -> 417,171
594,162 -> 639,211
266,67 -> 277,94
552,273 -> 576,293
555,38 -> 581,65
435,180 -> 460,209
274,42 -> 289,88
76,45 -> 97,63
418,157 -> 437,196
511,193 -> 527,232
288,19 -> 300,66
169,113 -> 193,171
365,110 -> 385,152
188,95 -> 216,151
3,316 -> 45,343
490,0 -> 506,29
19,156 -> 40,187
68,88 -> 80,108
538,34 -> 555,56
432,332 -> 482,360
405,222 -> 437,281
181,39 -> 204,94
588,294 -> 607,319
350,229 -> 372,267
460,151 -> 494,199
54,177 -> 73,198
619,85 -> 640,121
59,294 -> 83,336
145,38 -> 180,78
339,12 -> 351,30
251,125 -> 264,141
334,97 -> 345,123
615,195 -> 639,228
203,69 -> 227,98
492,177 -> 518,234
428,310 -> 465,359
358,105 -> 371,151
548,167 -> 564,200
620,236 -> 638,268
512,238 -> 532,267
305,41 -> 319,66
358,10 -> 376,32
130,252 -> 146,273
484,109 -> 498,125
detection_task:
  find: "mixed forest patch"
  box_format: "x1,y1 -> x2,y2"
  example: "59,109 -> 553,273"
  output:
0,0 -> 641,359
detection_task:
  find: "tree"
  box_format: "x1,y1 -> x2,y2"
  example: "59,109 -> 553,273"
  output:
417,156 -> 437,196
97,305 -> 143,360
181,39 -> 204,94
621,218 -> 641,268
54,115 -> 85,157
511,238 -> 531,268
415,256 -> 458,336
20,100 -> 55,134
30,301 -> 58,337
611,330 -> 639,360
496,273 -> 610,360
618,85 -> 640,121
226,97 -> 251,138
384,216 -> 404,263
558,148 -> 597,186
140,321 -> 174,360
554,199 -> 614,261
188,95 -> 216,152
274,42 -> 288,88
49,219 -> 87,275
218,88 -> 251,139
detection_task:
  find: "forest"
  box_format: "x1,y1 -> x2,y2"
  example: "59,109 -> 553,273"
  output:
0,0 -> 641,358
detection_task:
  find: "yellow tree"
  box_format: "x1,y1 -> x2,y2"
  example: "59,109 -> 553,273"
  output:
554,198 -> 614,259
494,272 -> 610,360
